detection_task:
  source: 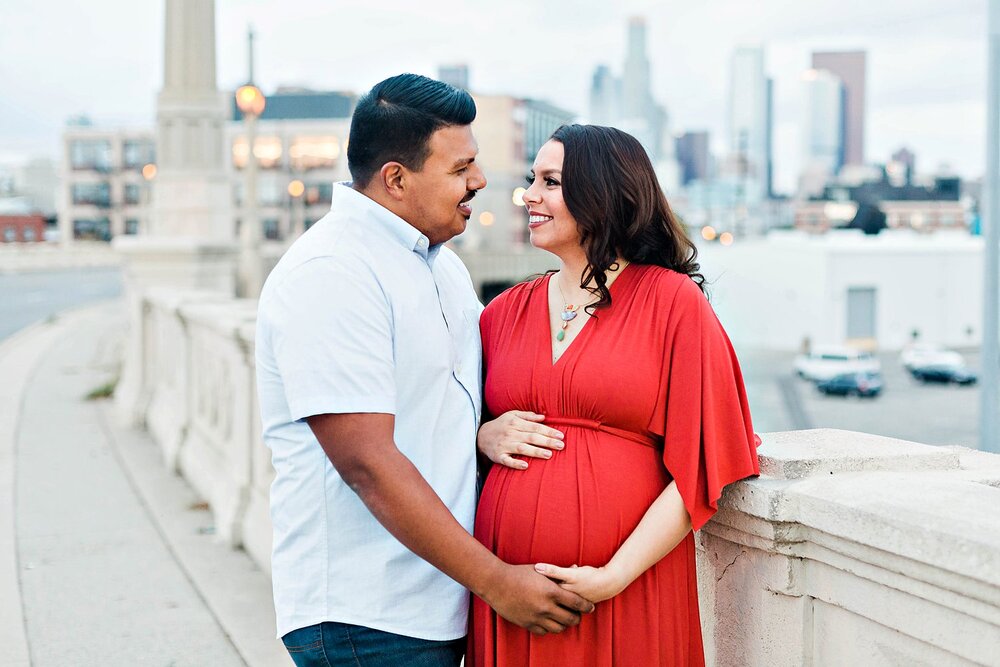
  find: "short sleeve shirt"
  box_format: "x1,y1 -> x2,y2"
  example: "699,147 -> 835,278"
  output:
255,183 -> 482,640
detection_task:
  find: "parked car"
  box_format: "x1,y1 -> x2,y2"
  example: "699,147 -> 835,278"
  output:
817,371 -> 883,397
900,343 -> 964,370
794,345 -> 881,382
910,364 -> 978,385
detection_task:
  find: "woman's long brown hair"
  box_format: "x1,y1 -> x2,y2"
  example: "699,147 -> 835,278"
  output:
550,124 -> 705,311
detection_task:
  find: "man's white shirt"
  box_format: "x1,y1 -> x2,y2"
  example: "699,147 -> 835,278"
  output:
256,183 -> 482,640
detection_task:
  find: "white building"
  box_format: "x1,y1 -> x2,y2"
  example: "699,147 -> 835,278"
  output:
58,124 -> 156,241
59,90 -> 353,244
699,230 -> 982,351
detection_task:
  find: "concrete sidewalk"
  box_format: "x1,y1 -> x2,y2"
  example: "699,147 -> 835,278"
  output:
1,302 -> 288,667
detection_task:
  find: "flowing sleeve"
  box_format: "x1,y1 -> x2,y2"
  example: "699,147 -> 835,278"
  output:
647,277 -> 760,531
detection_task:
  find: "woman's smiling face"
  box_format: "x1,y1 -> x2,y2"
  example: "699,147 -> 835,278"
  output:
522,140 -> 582,256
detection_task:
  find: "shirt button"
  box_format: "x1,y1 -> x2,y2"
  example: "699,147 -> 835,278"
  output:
417,237 -> 427,247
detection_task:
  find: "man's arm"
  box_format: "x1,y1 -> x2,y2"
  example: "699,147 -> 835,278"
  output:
306,412 -> 595,636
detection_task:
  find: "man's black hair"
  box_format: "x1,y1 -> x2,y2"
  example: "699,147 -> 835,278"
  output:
347,73 -> 477,188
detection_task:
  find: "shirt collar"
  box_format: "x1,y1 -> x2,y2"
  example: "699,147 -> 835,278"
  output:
331,182 -> 435,260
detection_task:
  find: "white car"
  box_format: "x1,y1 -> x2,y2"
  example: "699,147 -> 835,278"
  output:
899,343 -> 963,370
794,345 -> 881,382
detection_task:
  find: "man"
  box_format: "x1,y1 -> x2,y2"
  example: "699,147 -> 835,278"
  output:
255,74 -> 592,666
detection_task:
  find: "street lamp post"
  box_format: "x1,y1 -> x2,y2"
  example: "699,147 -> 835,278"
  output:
235,83 -> 265,297
288,178 -> 305,239
982,0 -> 1000,453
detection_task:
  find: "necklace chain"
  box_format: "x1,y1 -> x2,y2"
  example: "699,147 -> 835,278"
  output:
553,261 -> 628,345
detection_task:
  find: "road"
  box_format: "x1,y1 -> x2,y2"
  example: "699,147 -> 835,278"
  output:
740,348 -> 980,449
0,268 -> 122,341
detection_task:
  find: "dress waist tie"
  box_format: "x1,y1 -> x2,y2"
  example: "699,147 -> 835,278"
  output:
543,416 -> 662,450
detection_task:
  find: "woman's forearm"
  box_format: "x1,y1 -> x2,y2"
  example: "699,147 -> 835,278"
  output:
604,481 -> 692,592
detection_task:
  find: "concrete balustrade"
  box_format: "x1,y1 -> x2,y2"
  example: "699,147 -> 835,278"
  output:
129,288 -> 1000,666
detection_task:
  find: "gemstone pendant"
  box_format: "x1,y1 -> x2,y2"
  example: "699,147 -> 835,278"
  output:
560,309 -> 578,322
556,329 -> 566,342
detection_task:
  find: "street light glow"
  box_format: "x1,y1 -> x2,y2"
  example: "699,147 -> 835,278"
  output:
479,211 -> 495,226
287,180 -> 305,198
235,84 -> 266,116
141,163 -> 157,180
719,232 -> 735,246
512,187 -> 526,207
701,225 -> 717,241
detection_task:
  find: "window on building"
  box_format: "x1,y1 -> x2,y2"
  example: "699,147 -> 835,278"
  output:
124,183 -> 142,205
70,139 -> 113,172
72,182 -> 112,207
122,139 -> 155,170
289,136 -> 340,170
125,219 -> 139,235
305,182 -> 333,205
232,136 -> 282,169
263,218 -> 281,241
73,217 -> 112,241
23,226 -> 36,242
258,180 -> 282,206
3,226 -> 15,242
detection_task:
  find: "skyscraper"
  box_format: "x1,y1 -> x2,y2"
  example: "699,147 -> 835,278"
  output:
587,16 -> 675,184
802,69 -> 845,175
811,51 -> 866,166
675,131 -> 711,185
589,65 -> 620,127
727,46 -> 771,202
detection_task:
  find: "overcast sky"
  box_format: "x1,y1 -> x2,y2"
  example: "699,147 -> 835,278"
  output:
0,0 -> 986,192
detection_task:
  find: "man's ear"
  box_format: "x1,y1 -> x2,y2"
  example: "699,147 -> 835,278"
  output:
379,162 -> 407,201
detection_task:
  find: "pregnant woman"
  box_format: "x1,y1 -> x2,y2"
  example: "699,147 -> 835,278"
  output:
469,124 -> 760,666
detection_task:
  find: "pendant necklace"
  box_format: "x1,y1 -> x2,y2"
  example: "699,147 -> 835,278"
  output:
553,261 -> 629,343
555,277 -> 583,342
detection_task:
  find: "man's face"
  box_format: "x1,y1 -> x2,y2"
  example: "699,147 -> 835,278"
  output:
404,124 -> 487,245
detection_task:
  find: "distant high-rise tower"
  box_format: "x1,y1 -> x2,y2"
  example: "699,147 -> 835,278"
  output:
438,64 -> 470,90
802,69 -> 845,175
727,46 -> 771,202
811,51 -> 866,166
589,65 -> 620,126
586,17 -> 678,190
675,131 -> 711,185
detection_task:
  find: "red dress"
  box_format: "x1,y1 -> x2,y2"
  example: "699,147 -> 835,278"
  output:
470,264 -> 759,667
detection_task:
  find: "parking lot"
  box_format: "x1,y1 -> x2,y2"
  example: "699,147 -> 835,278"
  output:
739,348 -> 981,449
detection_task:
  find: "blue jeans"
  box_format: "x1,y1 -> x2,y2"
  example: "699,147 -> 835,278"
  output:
281,621 -> 465,667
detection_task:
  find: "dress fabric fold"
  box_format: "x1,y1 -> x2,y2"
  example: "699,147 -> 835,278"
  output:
469,263 -> 760,667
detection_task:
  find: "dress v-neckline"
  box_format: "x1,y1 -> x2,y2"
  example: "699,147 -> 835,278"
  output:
543,263 -> 635,368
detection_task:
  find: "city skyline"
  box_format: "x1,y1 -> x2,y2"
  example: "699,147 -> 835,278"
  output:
0,0 -> 985,193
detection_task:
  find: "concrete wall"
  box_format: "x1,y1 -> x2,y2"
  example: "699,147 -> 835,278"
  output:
128,288 -> 1000,665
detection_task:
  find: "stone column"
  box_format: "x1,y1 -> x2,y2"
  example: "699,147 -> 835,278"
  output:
114,0 -> 238,427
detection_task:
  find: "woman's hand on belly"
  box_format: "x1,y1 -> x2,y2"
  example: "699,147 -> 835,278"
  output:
532,563 -> 629,604
477,410 -> 564,470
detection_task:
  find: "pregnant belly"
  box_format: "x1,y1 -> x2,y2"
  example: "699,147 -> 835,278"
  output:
475,426 -> 670,567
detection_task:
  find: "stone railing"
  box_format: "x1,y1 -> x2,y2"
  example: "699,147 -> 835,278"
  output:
0,242 -> 121,273
124,288 -> 1000,666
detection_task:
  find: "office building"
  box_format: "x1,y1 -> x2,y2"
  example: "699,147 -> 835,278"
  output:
811,51 -> 866,166
727,46 -> 771,203
676,131 -> 711,185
